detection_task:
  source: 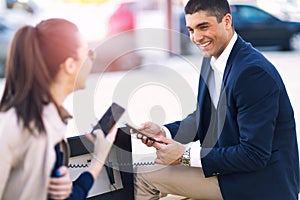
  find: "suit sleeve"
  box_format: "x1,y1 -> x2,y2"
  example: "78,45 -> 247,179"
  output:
165,110 -> 200,144
66,172 -> 94,200
201,66 -> 281,176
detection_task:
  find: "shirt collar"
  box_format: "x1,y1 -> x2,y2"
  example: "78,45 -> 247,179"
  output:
210,32 -> 238,76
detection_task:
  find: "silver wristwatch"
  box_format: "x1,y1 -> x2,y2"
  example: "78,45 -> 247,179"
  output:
179,147 -> 191,166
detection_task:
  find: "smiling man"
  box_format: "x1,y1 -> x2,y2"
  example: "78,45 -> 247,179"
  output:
134,0 -> 299,199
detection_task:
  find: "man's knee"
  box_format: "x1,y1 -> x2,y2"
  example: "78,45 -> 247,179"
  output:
134,171 -> 160,198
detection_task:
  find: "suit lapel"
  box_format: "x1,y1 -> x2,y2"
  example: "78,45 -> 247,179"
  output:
198,56 -> 211,106
217,36 -> 245,138
197,36 -> 246,145
196,57 -> 212,143
222,36 -> 245,87
201,56 -> 211,83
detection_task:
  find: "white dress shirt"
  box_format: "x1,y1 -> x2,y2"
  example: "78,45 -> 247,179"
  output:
210,32 -> 238,108
164,33 -> 238,167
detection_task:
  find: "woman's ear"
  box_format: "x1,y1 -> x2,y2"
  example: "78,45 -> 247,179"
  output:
62,57 -> 77,75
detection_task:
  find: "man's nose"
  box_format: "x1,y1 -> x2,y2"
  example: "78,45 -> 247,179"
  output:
191,30 -> 204,43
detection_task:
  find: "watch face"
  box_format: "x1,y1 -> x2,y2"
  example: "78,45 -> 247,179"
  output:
180,148 -> 191,167
181,157 -> 191,167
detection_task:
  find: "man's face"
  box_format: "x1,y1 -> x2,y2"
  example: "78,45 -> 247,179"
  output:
185,11 -> 232,59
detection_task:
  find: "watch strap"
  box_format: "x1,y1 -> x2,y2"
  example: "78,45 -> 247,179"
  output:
179,147 -> 191,166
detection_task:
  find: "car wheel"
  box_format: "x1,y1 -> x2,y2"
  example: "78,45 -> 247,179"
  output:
289,32 -> 300,51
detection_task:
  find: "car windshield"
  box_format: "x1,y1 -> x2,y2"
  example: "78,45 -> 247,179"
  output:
231,5 -> 277,23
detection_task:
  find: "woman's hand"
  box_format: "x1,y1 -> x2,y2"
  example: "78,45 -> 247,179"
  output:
85,127 -> 117,179
48,166 -> 72,200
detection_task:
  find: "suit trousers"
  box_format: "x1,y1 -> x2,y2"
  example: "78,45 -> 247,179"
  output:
134,165 -> 223,200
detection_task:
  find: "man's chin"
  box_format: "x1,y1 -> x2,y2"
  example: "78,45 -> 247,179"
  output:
197,47 -> 212,58
201,51 -> 212,58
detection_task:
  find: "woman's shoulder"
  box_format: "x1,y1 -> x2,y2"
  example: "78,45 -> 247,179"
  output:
0,108 -> 40,165
0,108 -> 20,128
0,108 -> 24,144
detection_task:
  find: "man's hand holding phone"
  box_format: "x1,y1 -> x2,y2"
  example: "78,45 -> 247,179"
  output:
125,122 -> 166,146
126,122 -> 185,165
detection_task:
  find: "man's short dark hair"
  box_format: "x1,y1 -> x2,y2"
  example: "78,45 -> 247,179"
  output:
185,0 -> 231,23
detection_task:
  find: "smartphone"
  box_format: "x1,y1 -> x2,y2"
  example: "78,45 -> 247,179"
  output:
125,123 -> 164,144
91,103 -> 125,137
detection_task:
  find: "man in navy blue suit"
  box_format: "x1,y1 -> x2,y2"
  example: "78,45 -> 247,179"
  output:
134,0 -> 299,199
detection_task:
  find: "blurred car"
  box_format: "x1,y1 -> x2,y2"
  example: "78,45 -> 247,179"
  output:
230,4 -> 300,50
0,18 -> 15,77
255,0 -> 300,22
106,1 -> 136,36
0,0 -> 43,77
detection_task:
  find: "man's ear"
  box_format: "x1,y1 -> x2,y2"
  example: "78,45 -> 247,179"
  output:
223,13 -> 233,29
62,57 -> 77,75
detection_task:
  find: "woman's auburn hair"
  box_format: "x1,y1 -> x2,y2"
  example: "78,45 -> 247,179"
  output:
0,18 -> 80,133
